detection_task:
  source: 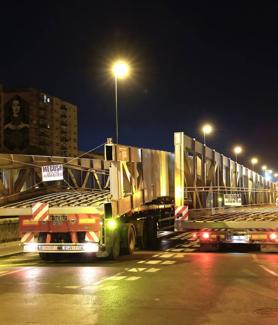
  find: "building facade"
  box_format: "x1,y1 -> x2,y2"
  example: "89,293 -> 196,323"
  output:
0,85 -> 78,156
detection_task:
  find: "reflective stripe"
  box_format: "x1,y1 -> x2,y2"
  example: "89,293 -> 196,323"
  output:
32,203 -> 49,221
79,218 -> 96,224
21,232 -> 34,243
175,206 -> 189,221
85,231 -> 99,242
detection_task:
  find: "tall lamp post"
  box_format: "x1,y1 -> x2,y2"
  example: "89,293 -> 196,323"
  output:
233,146 -> 242,163
201,124 -> 213,146
112,60 -> 130,144
251,157 -> 258,171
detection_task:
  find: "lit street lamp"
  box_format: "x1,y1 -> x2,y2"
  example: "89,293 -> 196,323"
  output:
201,124 -> 213,146
262,165 -> 267,171
233,146 -> 242,163
112,60 -> 130,144
250,157 -> 258,171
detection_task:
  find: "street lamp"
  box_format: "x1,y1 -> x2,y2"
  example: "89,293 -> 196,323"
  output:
111,60 -> 130,144
201,124 -> 213,146
233,146 -> 242,163
250,157 -> 258,171
262,165 -> 267,171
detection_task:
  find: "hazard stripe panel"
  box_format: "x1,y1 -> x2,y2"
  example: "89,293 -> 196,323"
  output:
175,205 -> 189,221
85,231 -> 99,242
21,232 -> 34,243
32,202 -> 49,222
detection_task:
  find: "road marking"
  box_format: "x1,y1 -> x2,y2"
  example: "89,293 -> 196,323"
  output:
126,268 -> 147,273
145,268 -> 160,273
259,264 -> 278,277
252,254 -> 278,277
161,260 -> 176,265
0,267 -> 33,278
64,285 -> 79,289
126,276 -> 141,281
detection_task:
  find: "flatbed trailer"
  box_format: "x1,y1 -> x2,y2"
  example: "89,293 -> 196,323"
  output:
174,132 -> 278,252
175,206 -> 278,251
0,142 -> 175,260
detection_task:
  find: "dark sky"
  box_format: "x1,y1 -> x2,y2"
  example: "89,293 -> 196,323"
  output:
1,1 -> 278,169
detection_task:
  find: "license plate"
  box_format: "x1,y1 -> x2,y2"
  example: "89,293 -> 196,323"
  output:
38,245 -> 83,251
50,215 -> 67,225
232,235 -> 249,242
38,245 -> 58,251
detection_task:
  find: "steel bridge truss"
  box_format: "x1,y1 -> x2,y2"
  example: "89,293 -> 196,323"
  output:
0,153 -> 110,206
174,132 -> 276,210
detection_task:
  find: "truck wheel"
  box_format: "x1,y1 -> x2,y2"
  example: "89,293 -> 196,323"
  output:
147,218 -> 158,249
139,221 -> 149,250
122,224 -> 136,255
109,233 -> 120,260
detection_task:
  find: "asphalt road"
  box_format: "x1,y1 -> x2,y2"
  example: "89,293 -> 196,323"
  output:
1,235 -> 278,325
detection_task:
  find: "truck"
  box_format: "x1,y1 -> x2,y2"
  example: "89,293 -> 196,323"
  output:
0,142 -> 174,259
174,132 -> 278,252
0,132 -> 277,258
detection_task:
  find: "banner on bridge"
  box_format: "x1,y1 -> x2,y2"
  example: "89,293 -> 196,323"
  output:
224,194 -> 242,206
42,164 -> 64,182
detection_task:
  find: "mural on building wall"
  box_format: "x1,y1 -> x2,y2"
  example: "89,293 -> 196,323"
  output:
4,95 -> 30,151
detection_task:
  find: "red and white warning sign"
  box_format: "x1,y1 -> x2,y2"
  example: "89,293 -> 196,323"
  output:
32,202 -> 49,222
85,231 -> 99,242
175,205 -> 189,221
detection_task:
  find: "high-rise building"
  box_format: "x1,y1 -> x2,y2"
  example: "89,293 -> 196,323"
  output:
0,85 -> 78,156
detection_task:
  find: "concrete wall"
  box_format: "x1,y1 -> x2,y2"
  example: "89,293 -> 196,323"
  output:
0,218 -> 19,242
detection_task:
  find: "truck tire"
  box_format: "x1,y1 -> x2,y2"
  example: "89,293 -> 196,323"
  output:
147,217 -> 158,250
109,233 -> 120,260
139,221 -> 149,250
122,224 -> 136,255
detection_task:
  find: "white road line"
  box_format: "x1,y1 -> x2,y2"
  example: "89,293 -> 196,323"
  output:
259,264 -> 278,277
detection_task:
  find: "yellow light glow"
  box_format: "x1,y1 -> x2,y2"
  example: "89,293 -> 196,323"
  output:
268,169 -> 273,174
274,173 -> 278,177
234,146 -> 242,155
262,165 -> 267,171
107,219 -> 117,230
202,124 -> 213,135
112,60 -> 130,79
251,157 -> 258,165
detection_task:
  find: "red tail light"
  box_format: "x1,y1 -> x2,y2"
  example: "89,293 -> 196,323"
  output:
269,232 -> 277,241
201,232 -> 210,240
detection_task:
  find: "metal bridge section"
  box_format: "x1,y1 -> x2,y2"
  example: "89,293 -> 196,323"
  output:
0,143 -> 175,221
174,132 -> 277,210
105,143 -> 174,217
0,153 -> 110,207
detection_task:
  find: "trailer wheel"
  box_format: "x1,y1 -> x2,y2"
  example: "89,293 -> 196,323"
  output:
139,221 -> 149,250
122,224 -> 136,255
147,218 -> 158,249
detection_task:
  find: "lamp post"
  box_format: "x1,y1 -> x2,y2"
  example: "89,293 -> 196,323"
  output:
233,146 -> 242,163
112,60 -> 130,144
201,124 -> 213,146
250,157 -> 258,171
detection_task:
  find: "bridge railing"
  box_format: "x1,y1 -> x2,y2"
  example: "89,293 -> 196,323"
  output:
175,132 -> 277,210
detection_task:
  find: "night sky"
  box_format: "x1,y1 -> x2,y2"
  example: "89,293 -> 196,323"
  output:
1,1 -> 278,169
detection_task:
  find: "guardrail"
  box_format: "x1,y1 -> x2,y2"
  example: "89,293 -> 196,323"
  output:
0,217 -> 19,242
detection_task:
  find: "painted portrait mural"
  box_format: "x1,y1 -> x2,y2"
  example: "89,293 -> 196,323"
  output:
4,95 -> 30,152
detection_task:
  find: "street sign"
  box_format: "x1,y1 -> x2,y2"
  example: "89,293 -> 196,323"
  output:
42,164 -> 63,182
224,194 -> 242,206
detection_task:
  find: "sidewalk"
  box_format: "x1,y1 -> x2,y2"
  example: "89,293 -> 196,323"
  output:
0,241 -> 22,258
